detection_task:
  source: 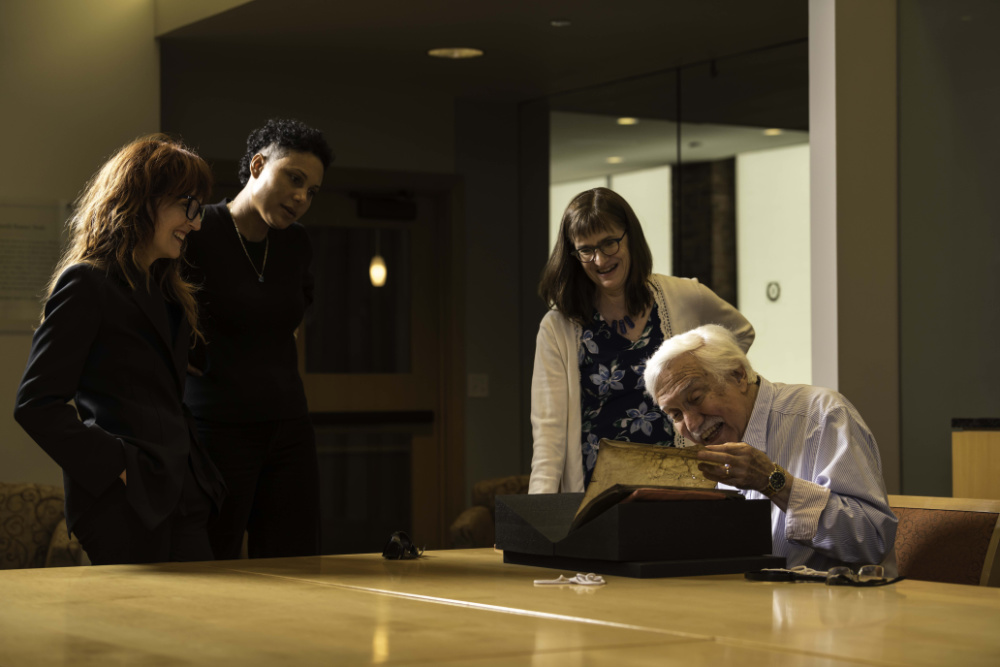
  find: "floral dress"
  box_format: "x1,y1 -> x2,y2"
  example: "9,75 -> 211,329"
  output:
579,305 -> 676,487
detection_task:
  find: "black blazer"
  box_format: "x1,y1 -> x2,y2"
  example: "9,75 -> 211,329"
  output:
14,263 -> 225,533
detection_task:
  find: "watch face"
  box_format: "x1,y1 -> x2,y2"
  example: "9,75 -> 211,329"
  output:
770,470 -> 786,492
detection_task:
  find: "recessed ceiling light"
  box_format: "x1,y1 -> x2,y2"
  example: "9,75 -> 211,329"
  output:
551,20 -> 571,28
606,156 -> 624,164
617,117 -> 639,126
428,47 -> 484,59
763,128 -> 783,136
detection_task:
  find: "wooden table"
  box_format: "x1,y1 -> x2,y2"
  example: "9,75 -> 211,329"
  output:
3,548 -> 1000,665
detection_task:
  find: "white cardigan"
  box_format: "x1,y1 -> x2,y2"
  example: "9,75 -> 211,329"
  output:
528,274 -> 755,494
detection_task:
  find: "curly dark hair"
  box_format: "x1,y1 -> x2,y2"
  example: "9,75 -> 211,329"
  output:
237,118 -> 334,187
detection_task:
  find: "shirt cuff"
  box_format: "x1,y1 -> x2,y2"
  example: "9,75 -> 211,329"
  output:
785,476 -> 831,542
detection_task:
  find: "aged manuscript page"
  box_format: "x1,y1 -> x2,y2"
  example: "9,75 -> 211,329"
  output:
573,439 -> 725,526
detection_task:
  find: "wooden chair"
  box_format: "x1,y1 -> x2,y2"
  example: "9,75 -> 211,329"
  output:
889,495 -> 1000,586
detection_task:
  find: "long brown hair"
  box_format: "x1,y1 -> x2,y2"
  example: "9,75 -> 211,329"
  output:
45,134 -> 212,341
538,187 -> 654,325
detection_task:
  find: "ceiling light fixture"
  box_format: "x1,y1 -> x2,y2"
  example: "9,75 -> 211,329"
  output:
763,128 -> 783,136
428,47 -> 484,59
617,117 -> 639,126
606,156 -> 624,164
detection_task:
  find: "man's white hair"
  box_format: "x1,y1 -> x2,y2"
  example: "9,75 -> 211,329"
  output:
643,324 -> 757,401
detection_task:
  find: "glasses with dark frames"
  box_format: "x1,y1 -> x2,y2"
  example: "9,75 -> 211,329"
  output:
180,195 -> 202,221
381,530 -> 424,560
570,231 -> 627,263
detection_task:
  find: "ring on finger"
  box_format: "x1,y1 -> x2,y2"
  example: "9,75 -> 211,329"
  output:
724,463 -> 731,477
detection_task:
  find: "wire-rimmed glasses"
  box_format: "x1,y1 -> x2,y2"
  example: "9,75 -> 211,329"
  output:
570,231 -> 627,263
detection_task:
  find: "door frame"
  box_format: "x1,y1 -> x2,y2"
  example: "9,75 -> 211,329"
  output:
297,166 -> 465,549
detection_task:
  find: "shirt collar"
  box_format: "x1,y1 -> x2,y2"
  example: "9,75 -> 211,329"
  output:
742,375 -> 773,452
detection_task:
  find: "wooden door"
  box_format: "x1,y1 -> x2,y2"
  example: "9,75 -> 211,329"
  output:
296,169 -> 464,552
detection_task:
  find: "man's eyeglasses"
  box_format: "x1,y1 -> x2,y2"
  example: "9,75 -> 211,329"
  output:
570,231 -> 627,263
825,565 -> 902,587
746,564 -> 902,586
381,530 -> 424,560
181,195 -> 202,221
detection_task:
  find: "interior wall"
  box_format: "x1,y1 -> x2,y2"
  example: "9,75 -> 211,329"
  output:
611,167 -> 673,278
455,99 -> 523,491
0,0 -> 160,485
737,144 -> 812,385
549,177 -> 607,250
518,99 -> 553,475
808,0 -> 839,393
809,0 -> 900,493
153,0 -> 253,35
899,0 -> 1000,495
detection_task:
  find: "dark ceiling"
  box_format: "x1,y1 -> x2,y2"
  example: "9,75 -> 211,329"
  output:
161,0 -> 808,103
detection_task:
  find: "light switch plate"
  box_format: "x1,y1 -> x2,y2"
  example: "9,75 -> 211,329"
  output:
467,373 -> 489,398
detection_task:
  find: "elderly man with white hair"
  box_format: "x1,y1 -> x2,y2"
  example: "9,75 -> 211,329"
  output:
643,324 -> 897,573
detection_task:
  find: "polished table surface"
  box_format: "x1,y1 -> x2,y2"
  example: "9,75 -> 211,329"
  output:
3,548 -> 1000,666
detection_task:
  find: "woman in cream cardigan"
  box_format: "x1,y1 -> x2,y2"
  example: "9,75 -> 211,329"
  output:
529,188 -> 755,494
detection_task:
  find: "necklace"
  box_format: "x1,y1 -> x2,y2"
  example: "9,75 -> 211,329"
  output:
229,206 -> 268,283
608,315 -> 635,336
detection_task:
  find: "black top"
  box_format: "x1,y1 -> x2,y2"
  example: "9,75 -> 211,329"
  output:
184,201 -> 314,423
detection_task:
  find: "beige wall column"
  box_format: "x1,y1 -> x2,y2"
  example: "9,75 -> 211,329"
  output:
809,0 -> 899,491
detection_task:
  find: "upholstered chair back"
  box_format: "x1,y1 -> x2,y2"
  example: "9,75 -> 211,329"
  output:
889,495 -> 1000,586
0,482 -> 84,569
449,475 -> 530,549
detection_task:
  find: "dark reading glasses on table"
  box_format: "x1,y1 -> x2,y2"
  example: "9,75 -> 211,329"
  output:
382,531 -> 424,560
825,565 -> 902,587
746,564 -> 903,586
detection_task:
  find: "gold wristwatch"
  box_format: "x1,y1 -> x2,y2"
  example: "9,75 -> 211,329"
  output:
761,463 -> 788,498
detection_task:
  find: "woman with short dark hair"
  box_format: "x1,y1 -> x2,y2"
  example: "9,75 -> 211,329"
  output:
184,118 -> 333,559
15,134 -> 226,564
529,187 -> 755,493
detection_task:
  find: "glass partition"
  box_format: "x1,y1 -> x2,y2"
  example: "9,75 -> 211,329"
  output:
548,40 -> 811,383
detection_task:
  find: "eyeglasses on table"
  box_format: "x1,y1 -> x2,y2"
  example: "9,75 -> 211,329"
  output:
746,564 -> 903,586
382,530 -> 424,560
825,564 -> 902,587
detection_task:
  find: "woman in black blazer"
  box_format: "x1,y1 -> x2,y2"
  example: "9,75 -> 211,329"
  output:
14,134 -> 226,565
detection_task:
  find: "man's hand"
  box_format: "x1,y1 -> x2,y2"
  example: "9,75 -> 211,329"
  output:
696,442 -> 771,489
696,443 -> 792,510
119,470 -> 127,486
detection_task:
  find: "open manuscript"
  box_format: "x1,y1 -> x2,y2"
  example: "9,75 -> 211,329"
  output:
571,439 -> 741,530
